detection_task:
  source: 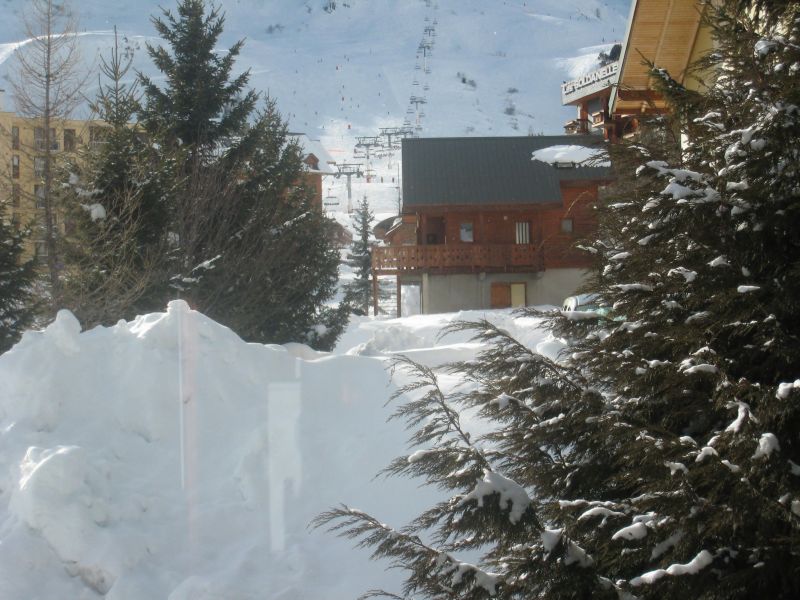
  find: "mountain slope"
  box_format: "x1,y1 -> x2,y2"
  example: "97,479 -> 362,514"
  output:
0,0 -> 629,223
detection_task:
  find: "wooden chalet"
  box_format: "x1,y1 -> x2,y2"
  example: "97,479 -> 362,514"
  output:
562,0 -> 714,141
293,133 -> 337,210
373,136 -> 609,314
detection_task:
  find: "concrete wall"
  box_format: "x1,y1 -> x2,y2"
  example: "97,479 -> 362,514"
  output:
401,269 -> 588,314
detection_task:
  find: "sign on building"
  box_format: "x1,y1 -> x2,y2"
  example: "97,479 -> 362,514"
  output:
561,61 -> 621,105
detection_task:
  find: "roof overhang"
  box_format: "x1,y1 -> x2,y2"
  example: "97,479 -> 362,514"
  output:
610,0 -> 707,116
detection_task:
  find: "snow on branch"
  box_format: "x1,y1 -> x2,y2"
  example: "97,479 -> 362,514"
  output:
459,469 -> 531,524
312,505 -> 504,597
630,549 -> 714,587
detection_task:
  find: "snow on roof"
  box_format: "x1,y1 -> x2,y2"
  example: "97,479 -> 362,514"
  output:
531,144 -> 610,167
293,133 -> 337,175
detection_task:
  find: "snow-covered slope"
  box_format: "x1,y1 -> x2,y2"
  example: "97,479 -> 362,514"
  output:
0,302 -> 554,598
0,0 -> 628,216
0,0 -> 629,136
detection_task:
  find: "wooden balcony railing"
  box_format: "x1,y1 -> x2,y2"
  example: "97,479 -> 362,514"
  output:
372,244 -> 543,274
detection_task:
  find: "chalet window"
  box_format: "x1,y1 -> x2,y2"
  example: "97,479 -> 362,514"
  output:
460,222 -> 474,242
12,155 -> 19,178
515,221 -> 530,244
11,126 -> 19,150
11,184 -> 20,207
64,129 -> 76,152
34,157 -> 46,178
34,184 -> 46,209
35,240 -> 48,258
561,218 -> 574,234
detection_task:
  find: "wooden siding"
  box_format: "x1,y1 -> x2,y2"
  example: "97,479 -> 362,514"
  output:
613,0 -> 706,116
373,243 -> 542,274
375,181 -> 599,274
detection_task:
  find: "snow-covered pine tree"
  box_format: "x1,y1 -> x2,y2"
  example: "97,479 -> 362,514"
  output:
344,195 -> 375,315
0,209 -> 37,353
316,1 -> 800,597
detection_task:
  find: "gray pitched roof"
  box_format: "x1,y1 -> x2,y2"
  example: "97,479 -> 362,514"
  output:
401,135 -> 609,208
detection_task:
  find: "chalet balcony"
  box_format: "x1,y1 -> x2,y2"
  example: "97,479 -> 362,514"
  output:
372,244 -> 543,275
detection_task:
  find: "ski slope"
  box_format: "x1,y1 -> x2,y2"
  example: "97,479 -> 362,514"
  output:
0,0 -> 629,218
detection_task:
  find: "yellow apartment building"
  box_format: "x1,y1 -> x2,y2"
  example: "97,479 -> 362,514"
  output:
0,95 -> 105,259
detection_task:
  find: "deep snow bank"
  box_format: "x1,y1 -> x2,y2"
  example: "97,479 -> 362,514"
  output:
0,301 -> 436,599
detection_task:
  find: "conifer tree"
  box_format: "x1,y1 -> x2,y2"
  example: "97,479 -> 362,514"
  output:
0,210 -> 37,353
173,101 -> 347,349
316,2 -> 800,597
60,30 -> 171,326
139,0 -> 345,349
138,0 -> 258,152
344,196 -> 375,315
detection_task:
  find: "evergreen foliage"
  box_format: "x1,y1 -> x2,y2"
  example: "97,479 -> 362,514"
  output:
0,210 -> 37,353
171,101 -> 347,349
344,196 -> 375,315
60,30 -> 172,326
135,0 -> 344,349
138,0 -> 258,151
316,2 -> 800,597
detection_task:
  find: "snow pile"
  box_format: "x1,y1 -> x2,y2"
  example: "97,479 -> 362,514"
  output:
0,301 -> 442,599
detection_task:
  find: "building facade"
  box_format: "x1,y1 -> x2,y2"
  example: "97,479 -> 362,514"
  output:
0,100 -> 103,259
374,136 -> 609,314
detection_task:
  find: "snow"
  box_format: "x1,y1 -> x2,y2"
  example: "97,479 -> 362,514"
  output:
0,303 -> 558,598
80,203 -> 107,222
667,267 -> 697,283
630,549 -> 714,586
0,301 -> 452,598
725,401 -> 753,433
755,39 -> 778,58
459,469 -> 531,524
577,506 -> 624,521
737,285 -> 761,293
752,433 -> 780,460
665,461 -> 688,476
611,522 -> 648,541
531,144 -> 610,167
679,360 -> 719,376
447,560 -> 502,595
650,531 -> 683,560
491,393 -> 516,410
541,528 -> 563,553
613,283 -> 654,292
564,541 -> 594,567
708,256 -> 730,268
776,380 -> 800,399
695,446 -> 718,463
